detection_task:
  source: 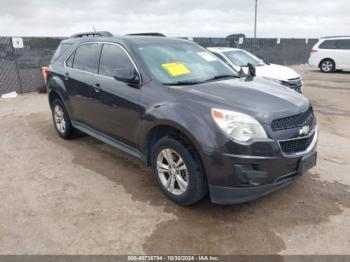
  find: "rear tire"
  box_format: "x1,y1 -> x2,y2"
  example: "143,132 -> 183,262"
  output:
320,59 -> 335,73
151,136 -> 207,206
51,99 -> 78,139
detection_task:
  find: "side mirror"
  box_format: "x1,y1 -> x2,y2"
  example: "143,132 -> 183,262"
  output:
113,67 -> 140,85
247,63 -> 256,77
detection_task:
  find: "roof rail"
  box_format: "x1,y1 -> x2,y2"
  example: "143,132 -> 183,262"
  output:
70,31 -> 113,38
126,32 -> 166,37
320,35 -> 350,39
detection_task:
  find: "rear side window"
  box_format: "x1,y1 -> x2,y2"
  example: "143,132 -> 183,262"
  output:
73,43 -> 102,73
50,43 -> 72,64
66,51 -> 75,68
319,40 -> 340,49
99,44 -> 135,78
339,39 -> 350,50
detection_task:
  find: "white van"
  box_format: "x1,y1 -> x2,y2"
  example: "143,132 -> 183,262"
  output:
308,36 -> 350,73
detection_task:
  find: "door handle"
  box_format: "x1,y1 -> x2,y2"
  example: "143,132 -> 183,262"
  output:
64,72 -> 69,81
93,83 -> 101,92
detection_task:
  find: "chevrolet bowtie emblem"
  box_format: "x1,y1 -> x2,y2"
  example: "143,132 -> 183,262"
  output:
299,125 -> 310,135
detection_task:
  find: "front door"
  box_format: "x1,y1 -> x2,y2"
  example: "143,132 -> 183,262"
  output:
89,43 -> 142,148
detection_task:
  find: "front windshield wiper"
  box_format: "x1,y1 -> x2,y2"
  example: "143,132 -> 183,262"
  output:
163,74 -> 239,86
202,74 -> 240,82
163,80 -> 203,86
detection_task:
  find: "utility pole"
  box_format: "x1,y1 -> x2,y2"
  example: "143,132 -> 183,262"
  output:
254,0 -> 258,38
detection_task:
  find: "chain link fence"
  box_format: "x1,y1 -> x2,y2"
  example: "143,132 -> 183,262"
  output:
0,36 -> 318,96
0,37 -> 62,96
193,37 -> 318,65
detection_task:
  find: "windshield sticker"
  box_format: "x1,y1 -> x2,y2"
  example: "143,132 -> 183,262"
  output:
197,52 -> 217,62
161,63 -> 191,77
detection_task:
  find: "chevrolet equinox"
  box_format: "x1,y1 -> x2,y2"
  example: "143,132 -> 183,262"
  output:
47,31 -> 318,205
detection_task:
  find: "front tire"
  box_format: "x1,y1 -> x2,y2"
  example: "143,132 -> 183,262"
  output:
320,59 -> 335,73
51,99 -> 77,139
151,136 -> 208,206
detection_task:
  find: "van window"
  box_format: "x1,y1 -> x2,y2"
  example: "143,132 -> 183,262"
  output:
73,43 -> 102,73
319,40 -> 340,49
50,43 -> 72,64
339,39 -> 350,50
99,44 -> 135,78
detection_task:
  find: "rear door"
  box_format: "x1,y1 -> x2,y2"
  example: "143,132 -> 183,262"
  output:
338,39 -> 350,70
318,40 -> 343,68
90,43 -> 142,147
64,42 -> 102,126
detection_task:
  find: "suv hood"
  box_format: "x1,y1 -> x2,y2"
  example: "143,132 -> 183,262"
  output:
242,64 -> 300,81
172,77 -> 309,124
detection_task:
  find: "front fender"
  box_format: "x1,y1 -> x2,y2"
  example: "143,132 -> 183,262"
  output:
138,102 -> 225,178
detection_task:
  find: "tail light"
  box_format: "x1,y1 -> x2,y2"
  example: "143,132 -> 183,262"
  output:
41,66 -> 49,84
310,48 -> 318,53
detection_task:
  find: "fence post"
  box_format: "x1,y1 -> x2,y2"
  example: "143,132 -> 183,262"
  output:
10,39 -> 24,94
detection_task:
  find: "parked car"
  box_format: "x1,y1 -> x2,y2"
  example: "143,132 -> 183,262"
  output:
308,36 -> 350,73
47,31 -> 318,206
208,47 -> 304,93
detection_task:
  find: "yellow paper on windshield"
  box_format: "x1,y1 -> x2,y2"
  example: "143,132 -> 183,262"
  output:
161,63 -> 190,77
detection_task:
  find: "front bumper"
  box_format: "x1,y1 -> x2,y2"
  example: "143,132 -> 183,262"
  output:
209,151 -> 317,204
207,128 -> 318,205
210,176 -> 294,205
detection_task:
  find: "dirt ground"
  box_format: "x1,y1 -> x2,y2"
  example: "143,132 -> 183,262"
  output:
0,66 -> 349,255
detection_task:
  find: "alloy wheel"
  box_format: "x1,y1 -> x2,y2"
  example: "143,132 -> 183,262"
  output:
156,148 -> 189,195
54,104 -> 66,134
321,60 -> 333,72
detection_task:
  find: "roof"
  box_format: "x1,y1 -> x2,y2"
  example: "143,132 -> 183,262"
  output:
320,36 -> 350,40
61,34 -> 190,46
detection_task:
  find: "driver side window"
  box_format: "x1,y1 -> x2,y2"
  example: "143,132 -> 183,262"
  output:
99,44 -> 136,78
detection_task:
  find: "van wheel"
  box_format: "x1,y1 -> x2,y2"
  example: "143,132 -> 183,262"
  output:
151,136 -> 207,206
51,99 -> 77,139
320,59 -> 335,73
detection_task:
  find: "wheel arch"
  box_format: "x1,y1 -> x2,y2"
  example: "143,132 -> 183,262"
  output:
144,122 -> 209,181
47,75 -> 73,117
48,91 -> 63,108
319,57 -> 336,69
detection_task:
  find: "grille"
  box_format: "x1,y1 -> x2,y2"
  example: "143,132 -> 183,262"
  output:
271,108 -> 314,131
281,77 -> 303,93
279,132 -> 315,154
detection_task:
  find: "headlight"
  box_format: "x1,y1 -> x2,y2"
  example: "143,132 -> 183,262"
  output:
263,77 -> 282,85
212,108 -> 267,142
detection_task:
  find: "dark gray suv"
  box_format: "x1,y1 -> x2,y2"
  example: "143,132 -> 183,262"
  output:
47,31 -> 318,205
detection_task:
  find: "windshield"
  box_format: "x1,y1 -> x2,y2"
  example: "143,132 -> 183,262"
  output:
135,41 -> 237,85
223,50 -> 263,67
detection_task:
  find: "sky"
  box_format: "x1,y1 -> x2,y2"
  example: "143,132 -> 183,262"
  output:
0,0 -> 349,38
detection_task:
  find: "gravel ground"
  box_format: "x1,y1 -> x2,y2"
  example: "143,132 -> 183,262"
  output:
0,66 -> 349,255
